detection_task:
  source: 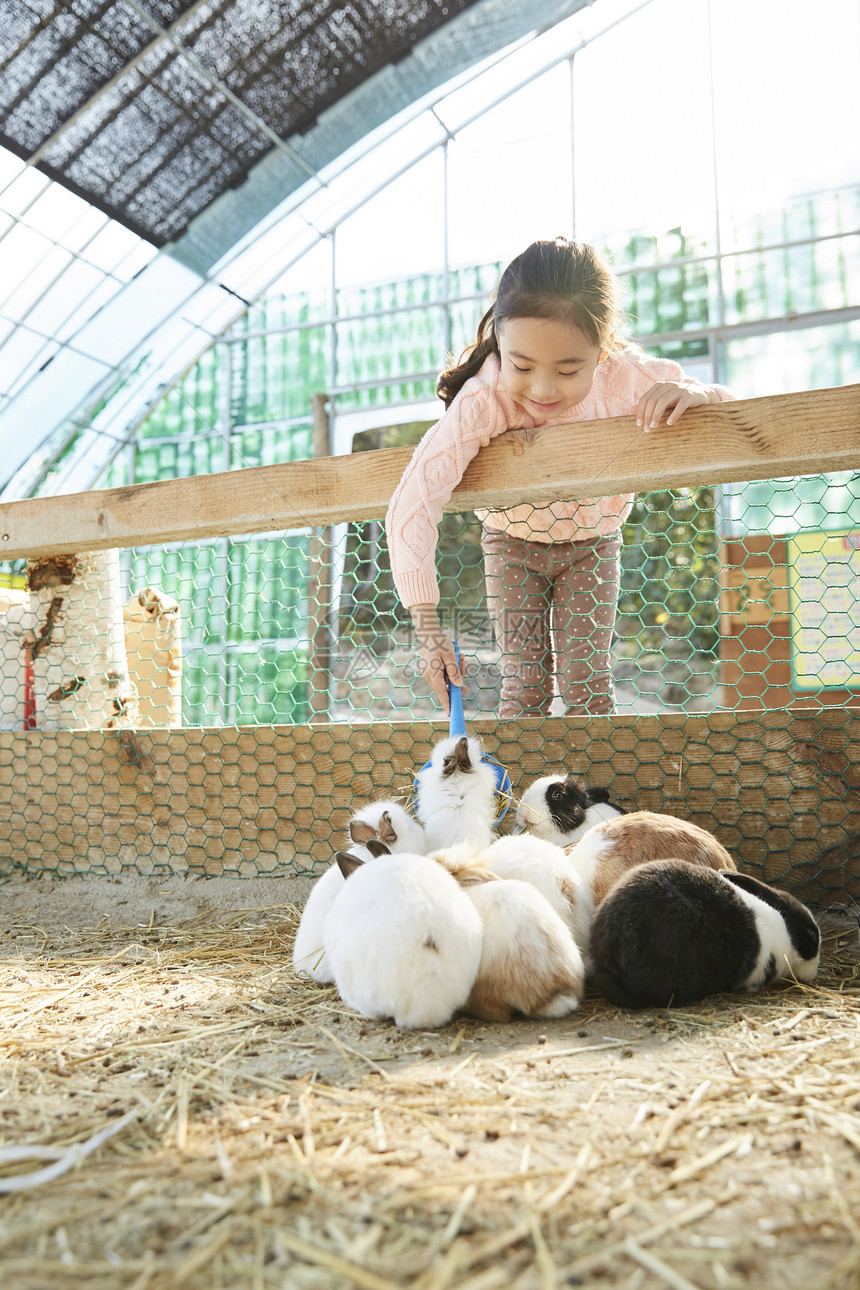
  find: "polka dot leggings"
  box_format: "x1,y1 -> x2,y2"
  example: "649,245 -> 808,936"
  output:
481,526 -> 621,719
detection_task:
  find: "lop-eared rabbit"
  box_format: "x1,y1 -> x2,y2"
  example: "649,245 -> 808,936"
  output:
349,800 -> 426,854
292,836 -> 390,982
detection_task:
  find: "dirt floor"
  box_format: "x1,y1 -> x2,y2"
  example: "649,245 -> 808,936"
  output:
0,873 -> 859,1290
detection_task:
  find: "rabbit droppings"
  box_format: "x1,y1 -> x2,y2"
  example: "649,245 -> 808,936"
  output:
566,810 -> 736,908
589,859 -> 821,1009
323,851 -> 483,1029
515,774 -> 624,844
414,735 -> 498,851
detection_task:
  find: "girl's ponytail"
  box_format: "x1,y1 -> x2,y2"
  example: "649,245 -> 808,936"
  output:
436,305 -> 499,409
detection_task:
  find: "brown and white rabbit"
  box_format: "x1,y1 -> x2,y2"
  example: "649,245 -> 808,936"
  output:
322,851 -> 483,1028
566,810 -> 736,908
349,800 -> 427,854
463,878 -> 586,1022
514,774 -> 625,843
414,735 -> 497,851
428,843 -> 585,1020
589,859 -> 821,1009
292,837 -> 390,982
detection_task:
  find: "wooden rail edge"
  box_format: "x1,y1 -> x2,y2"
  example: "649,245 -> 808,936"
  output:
2,384 -> 858,560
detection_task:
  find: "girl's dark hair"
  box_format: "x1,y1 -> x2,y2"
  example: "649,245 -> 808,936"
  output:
437,237 -> 626,409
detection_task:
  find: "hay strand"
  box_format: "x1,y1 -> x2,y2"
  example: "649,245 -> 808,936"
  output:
0,897 -> 857,1289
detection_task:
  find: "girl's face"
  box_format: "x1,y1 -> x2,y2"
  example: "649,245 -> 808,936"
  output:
497,317 -> 606,423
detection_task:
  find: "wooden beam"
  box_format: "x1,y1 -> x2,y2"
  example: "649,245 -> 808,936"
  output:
1,385 -> 858,560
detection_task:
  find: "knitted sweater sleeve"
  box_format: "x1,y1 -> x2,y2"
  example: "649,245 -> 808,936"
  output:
623,350 -> 736,402
385,373 -> 513,608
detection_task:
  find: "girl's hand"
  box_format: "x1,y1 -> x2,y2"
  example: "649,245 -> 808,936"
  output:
410,606 -> 466,713
635,382 -> 715,431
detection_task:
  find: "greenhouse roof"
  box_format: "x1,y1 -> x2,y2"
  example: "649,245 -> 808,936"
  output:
0,0 -> 594,500
2,0 -> 492,247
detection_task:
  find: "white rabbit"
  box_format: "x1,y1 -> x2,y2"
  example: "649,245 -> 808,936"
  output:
566,810 -> 736,909
414,735 -> 497,852
483,834 -> 593,966
292,837 -> 389,982
322,851 -> 483,1028
464,879 -> 585,1022
514,774 -> 624,844
349,799 -> 427,854
589,859 -> 821,1009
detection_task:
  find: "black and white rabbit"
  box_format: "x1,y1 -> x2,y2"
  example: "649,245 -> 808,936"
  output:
589,859 -> 821,1009
348,800 -> 427,854
514,774 -> 624,844
292,837 -> 390,982
414,734 -> 497,851
322,850 -> 483,1028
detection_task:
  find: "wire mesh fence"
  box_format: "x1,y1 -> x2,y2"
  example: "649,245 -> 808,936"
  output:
2,471 -> 860,899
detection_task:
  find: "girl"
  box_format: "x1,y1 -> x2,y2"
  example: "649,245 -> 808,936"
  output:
384,237 -> 734,718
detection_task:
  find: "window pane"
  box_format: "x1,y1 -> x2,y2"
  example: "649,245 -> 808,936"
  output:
712,0 -> 860,230
447,65 -> 573,270
574,0 -> 714,245
248,238 -> 333,329
335,152 -> 445,291
231,326 -> 327,425
721,234 -> 860,326
721,320 -> 860,397
336,305 -> 445,389
137,345 -> 224,440
24,258 -> 111,336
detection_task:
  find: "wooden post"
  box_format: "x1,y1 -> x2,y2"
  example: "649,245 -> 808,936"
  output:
0,585 -> 30,731
123,586 -> 183,726
307,393 -> 333,723
25,550 -> 139,730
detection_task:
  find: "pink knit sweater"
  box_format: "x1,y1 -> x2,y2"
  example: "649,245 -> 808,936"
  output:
385,349 -> 734,608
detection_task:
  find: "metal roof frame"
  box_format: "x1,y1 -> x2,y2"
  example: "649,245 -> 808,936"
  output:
0,0 -> 599,501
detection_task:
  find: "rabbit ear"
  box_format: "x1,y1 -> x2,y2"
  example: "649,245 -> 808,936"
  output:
561,775 -> 589,803
721,871 -> 788,904
458,869 -> 497,887
349,820 -> 376,845
378,811 -> 398,846
365,839 -> 391,858
336,852 -> 365,879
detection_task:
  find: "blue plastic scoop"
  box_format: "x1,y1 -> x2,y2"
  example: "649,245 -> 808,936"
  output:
415,641 -> 512,824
